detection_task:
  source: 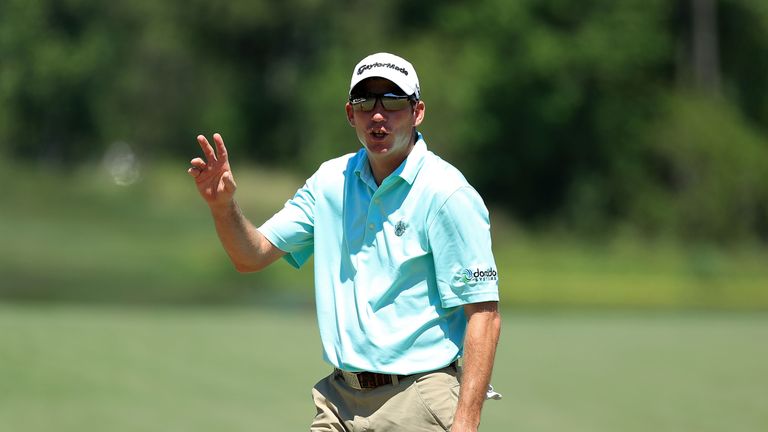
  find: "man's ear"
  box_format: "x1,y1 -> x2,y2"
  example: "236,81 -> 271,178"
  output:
345,103 -> 355,127
413,100 -> 426,127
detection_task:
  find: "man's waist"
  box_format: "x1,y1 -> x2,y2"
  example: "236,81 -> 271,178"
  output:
334,360 -> 459,391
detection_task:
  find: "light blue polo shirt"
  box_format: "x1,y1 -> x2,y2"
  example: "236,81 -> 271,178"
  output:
258,133 -> 499,374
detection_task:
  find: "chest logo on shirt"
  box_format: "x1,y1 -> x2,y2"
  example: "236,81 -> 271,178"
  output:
394,220 -> 408,236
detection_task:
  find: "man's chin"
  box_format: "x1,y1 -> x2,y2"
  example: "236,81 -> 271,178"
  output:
364,141 -> 392,154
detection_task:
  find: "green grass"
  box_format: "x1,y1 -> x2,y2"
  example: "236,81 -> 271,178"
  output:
0,160 -> 314,303
493,226 -> 768,309
1,160 -> 768,308
1,303 -> 766,431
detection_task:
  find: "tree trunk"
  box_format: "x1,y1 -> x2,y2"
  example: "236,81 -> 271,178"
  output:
691,0 -> 721,93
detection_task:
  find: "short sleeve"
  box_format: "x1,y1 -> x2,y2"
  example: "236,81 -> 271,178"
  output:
428,186 -> 499,308
257,177 -> 316,269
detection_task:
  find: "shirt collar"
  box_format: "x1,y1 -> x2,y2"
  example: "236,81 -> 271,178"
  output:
353,148 -> 377,191
390,132 -> 427,185
355,132 -> 427,185
354,132 -> 428,188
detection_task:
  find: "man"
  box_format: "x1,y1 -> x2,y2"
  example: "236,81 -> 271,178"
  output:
188,52 -> 501,431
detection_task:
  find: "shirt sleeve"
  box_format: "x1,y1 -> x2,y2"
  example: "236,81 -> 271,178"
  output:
427,186 -> 500,308
257,176 -> 316,269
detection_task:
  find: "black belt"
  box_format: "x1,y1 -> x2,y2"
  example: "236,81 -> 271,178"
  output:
334,360 -> 459,390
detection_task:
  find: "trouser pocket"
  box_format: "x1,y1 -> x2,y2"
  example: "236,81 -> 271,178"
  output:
414,372 -> 461,431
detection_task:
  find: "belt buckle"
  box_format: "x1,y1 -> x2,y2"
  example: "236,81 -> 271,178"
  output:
361,372 -> 392,389
336,369 -> 397,390
337,369 -> 363,390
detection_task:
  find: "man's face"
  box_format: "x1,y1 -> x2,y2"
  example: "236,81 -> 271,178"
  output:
345,78 -> 425,164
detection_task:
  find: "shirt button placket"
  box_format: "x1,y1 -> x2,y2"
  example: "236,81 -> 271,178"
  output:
367,194 -> 381,233
365,196 -> 375,241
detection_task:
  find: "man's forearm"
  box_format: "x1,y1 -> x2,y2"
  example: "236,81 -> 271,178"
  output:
209,200 -> 281,272
453,302 -> 501,431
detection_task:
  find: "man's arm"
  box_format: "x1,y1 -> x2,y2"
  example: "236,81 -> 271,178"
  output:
452,301 -> 501,432
189,133 -> 285,272
208,199 -> 285,272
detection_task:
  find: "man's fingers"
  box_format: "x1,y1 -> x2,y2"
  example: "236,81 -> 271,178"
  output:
188,157 -> 207,177
213,133 -> 228,162
197,135 -> 218,162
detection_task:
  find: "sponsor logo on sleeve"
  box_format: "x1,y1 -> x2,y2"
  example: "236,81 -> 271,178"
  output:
460,267 -> 498,283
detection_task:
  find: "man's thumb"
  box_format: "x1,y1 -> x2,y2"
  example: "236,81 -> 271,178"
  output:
222,171 -> 237,193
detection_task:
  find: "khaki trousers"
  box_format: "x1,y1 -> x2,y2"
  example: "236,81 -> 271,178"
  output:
310,365 -> 460,432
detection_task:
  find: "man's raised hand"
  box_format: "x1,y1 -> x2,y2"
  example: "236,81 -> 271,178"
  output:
188,133 -> 237,208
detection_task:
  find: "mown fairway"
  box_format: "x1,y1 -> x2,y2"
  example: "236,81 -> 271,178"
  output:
1,303 -> 766,431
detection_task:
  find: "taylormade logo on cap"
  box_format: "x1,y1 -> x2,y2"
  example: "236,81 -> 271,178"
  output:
357,62 -> 409,77
350,52 -> 420,99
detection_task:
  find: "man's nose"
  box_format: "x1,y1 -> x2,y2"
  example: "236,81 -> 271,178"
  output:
371,110 -> 386,122
370,99 -> 387,121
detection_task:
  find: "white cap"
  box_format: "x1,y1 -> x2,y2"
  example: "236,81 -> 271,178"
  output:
349,52 -> 421,99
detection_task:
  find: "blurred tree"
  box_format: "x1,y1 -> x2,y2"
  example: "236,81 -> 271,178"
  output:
427,0 -> 674,232
0,0 -> 766,242
638,93 -> 768,242
0,0 -> 116,162
720,0 -> 768,131
0,0 -> 333,163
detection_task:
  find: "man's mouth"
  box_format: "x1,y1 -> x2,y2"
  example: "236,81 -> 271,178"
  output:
369,127 -> 389,139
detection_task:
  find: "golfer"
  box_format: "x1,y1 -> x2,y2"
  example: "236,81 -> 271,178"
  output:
189,52 -> 501,431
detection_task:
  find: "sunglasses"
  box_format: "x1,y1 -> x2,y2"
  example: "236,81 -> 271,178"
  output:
349,93 -> 416,112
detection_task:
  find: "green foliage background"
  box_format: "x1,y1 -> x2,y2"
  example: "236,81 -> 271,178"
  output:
1,0 -> 767,307
2,0 -> 767,241
2,4 -> 767,429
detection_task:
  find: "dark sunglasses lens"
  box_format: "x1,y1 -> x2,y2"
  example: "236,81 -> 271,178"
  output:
352,98 -> 376,112
352,95 -> 411,112
381,97 -> 411,111
361,98 -> 376,111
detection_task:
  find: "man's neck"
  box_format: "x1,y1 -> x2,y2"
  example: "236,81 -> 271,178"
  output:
368,141 -> 415,186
